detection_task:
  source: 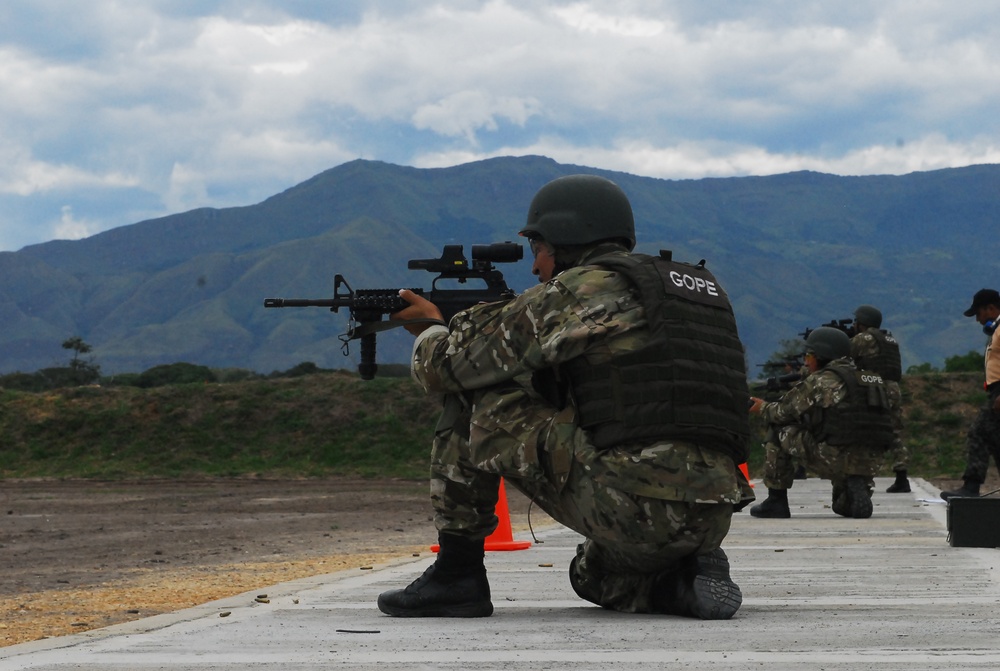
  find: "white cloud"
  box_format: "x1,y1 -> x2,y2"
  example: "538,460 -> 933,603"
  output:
412,92 -> 542,142
551,3 -> 667,37
0,143 -> 138,196
1,0 -> 1000,251
53,205 -> 98,242
415,133 -> 1000,180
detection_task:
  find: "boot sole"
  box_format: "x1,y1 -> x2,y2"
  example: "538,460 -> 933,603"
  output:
377,597 -> 494,618
850,499 -> 873,518
688,575 -> 742,620
749,505 -> 790,518
689,552 -> 742,620
847,480 -> 873,519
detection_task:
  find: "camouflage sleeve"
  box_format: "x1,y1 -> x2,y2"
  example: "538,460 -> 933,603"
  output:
760,369 -> 844,426
411,266 -> 644,394
849,332 -> 878,364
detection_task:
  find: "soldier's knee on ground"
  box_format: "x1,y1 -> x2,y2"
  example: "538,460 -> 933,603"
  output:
568,544 -> 604,607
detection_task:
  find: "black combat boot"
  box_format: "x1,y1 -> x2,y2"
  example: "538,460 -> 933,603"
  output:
652,549 -> 742,620
886,470 -> 911,493
568,545 -> 604,607
377,533 -> 493,617
941,480 -> 981,501
846,476 -> 873,519
831,483 -> 852,517
749,488 -> 791,518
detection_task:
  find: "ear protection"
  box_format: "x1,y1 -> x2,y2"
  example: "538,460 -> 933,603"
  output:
984,320 -> 997,336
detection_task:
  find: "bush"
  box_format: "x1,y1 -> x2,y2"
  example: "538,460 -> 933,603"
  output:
0,372 -> 50,392
944,350 -> 982,373
38,367 -> 87,388
213,368 -> 262,383
135,363 -> 218,388
101,373 -> 143,387
906,362 -> 938,375
0,367 -> 100,390
273,362 -> 325,378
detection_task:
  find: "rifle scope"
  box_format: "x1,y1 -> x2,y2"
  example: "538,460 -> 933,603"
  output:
470,242 -> 523,264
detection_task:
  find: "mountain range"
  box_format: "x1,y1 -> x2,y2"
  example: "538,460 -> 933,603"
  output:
1,156 -> 997,376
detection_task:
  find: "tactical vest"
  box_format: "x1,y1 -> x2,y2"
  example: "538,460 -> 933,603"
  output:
550,250 -> 751,464
856,329 -> 902,382
817,362 -> 895,449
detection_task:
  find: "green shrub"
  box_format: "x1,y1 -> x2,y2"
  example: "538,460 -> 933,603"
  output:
135,363 -> 218,388
0,372 -> 50,392
944,350 -> 982,373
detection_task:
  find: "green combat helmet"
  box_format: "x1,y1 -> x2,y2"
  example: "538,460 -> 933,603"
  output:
805,326 -> 851,361
854,304 -> 883,328
519,174 -> 635,250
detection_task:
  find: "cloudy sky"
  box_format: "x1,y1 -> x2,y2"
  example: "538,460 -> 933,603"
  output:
2,1 -> 999,252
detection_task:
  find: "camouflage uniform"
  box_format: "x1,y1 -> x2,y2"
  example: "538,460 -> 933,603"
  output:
961,329 -> 1000,484
962,386 -> 1000,483
411,248 -> 749,613
850,330 -> 906,471
758,357 -> 887,497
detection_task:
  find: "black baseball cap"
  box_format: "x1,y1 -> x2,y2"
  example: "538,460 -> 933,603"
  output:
963,288 -> 1000,317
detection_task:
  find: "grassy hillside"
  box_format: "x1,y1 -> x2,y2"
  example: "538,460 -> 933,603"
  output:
0,371 -> 987,481
0,372 -> 442,479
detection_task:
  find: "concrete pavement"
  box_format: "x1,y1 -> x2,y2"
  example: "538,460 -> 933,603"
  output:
2,476 -> 999,670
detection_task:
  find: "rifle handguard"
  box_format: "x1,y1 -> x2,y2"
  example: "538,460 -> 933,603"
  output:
346,318 -> 447,339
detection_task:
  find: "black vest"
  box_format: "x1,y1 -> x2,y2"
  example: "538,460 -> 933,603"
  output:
817,362 -> 895,449
856,329 -> 902,382
550,250 -> 751,464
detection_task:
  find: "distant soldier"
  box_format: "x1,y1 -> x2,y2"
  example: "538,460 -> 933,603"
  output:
749,327 -> 895,518
850,305 -> 909,493
941,289 -> 1000,500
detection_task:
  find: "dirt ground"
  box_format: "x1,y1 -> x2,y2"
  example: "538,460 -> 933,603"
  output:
0,477 -> 551,648
3,474 -> 995,648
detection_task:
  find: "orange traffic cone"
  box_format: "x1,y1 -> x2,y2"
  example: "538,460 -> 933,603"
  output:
738,462 -> 755,487
431,478 -> 531,553
484,479 -> 532,551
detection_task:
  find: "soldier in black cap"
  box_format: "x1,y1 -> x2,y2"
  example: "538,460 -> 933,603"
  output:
941,289 -> 1000,500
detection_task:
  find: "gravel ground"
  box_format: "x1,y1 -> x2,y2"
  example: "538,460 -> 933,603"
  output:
0,477 -> 547,647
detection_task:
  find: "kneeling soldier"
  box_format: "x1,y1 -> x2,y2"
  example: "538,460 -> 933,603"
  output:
749,327 -> 894,519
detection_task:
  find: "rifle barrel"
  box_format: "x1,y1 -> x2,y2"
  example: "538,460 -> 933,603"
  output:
263,298 -> 341,308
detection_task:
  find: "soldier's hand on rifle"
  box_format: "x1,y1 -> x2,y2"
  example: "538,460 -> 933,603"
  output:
748,397 -> 765,414
393,289 -> 445,336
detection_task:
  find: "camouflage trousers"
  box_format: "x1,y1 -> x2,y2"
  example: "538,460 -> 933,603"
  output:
885,380 -> 909,472
961,386 -> 1000,484
429,383 -> 734,613
762,424 -> 884,495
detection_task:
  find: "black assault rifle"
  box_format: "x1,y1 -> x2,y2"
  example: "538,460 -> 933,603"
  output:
263,242 -> 524,380
799,317 -> 855,340
756,355 -> 805,375
753,355 -> 806,395
756,317 -> 855,395
752,372 -> 803,395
